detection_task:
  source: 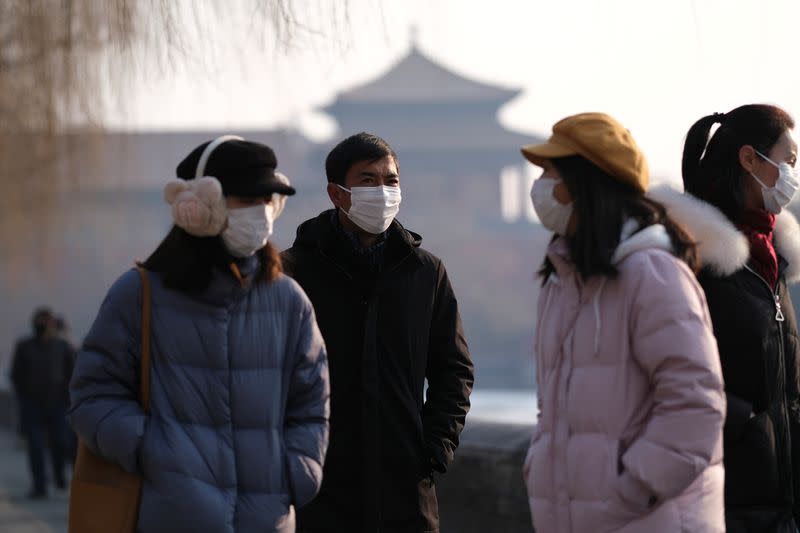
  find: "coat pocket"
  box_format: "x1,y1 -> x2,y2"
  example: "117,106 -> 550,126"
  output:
608,439 -> 651,518
724,411 -> 781,505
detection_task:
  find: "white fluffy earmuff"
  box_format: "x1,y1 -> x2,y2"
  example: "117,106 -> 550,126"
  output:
163,176 -> 227,237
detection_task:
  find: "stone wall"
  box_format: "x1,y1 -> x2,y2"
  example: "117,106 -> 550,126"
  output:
437,420 -> 534,533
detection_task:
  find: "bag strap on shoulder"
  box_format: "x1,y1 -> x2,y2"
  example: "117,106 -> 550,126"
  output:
135,265 -> 152,414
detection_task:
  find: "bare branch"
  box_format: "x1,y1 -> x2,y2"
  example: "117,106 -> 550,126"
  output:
0,0 -> 360,198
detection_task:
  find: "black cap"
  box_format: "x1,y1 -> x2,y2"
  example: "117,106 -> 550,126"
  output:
176,138 -> 296,197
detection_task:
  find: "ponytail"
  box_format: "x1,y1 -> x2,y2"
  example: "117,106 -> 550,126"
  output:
681,114 -> 722,197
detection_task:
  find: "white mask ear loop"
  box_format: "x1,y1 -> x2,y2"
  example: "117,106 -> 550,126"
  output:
751,150 -> 776,189
335,184 -> 351,212
750,171 -> 769,189
195,135 -> 244,178
755,150 -> 780,168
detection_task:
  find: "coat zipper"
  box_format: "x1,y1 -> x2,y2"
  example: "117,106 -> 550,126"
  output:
373,248 -> 415,533
743,265 -> 792,498
321,244 -> 414,533
744,265 -> 785,322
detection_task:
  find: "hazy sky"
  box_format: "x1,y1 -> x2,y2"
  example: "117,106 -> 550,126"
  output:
109,0 -> 800,186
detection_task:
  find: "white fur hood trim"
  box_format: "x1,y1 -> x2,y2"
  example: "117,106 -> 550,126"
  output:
648,185 -> 800,283
611,221 -> 673,265
776,207 -> 800,283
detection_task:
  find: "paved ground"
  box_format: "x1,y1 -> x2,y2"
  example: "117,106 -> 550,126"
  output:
0,429 -> 67,533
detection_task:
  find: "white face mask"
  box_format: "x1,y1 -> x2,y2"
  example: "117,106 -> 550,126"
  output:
337,184 -> 401,234
530,178 -> 574,235
221,204 -> 274,257
751,150 -> 800,214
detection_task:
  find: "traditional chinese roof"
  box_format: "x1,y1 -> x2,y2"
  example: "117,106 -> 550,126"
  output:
324,47 -> 521,108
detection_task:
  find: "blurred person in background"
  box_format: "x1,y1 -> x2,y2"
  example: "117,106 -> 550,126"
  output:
53,314 -> 78,351
53,314 -> 78,464
10,307 -> 75,499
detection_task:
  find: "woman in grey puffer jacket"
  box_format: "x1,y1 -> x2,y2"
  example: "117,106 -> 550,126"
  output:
69,136 -> 330,533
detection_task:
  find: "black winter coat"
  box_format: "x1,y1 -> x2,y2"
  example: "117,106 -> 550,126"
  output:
657,187 -> 800,533
699,262 -> 800,532
11,335 -> 75,408
282,211 -> 474,533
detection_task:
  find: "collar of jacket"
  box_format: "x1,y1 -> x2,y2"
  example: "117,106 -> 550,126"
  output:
546,220 -> 676,357
648,185 -> 800,284
546,219 -> 674,280
195,254 -> 261,306
292,209 -> 423,274
329,209 -> 387,257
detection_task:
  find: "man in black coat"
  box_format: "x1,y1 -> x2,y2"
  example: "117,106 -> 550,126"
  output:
10,307 -> 75,498
284,132 -> 474,533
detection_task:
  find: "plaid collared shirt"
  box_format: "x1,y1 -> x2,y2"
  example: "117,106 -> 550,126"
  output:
331,210 -> 387,271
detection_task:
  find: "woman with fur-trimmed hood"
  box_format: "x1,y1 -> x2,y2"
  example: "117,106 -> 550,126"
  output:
663,104 -> 800,533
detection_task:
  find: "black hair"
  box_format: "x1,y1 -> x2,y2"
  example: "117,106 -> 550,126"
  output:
142,227 -> 281,293
325,132 -> 398,185
682,104 -> 794,223
539,155 -> 698,282
31,307 -> 53,329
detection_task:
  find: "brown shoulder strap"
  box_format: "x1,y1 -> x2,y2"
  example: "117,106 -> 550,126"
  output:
136,265 -> 152,413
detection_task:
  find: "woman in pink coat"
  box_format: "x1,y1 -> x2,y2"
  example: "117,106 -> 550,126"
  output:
521,112 -> 726,533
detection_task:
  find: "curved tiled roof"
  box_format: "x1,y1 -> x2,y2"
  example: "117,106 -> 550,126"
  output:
326,47 -> 521,105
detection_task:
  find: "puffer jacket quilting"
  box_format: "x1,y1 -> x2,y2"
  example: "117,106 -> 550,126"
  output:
70,258 -> 329,533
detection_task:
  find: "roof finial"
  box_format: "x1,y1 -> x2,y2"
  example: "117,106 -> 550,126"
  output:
409,24 -> 418,49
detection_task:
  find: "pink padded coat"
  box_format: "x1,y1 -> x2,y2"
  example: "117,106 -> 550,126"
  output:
524,221 -> 726,533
